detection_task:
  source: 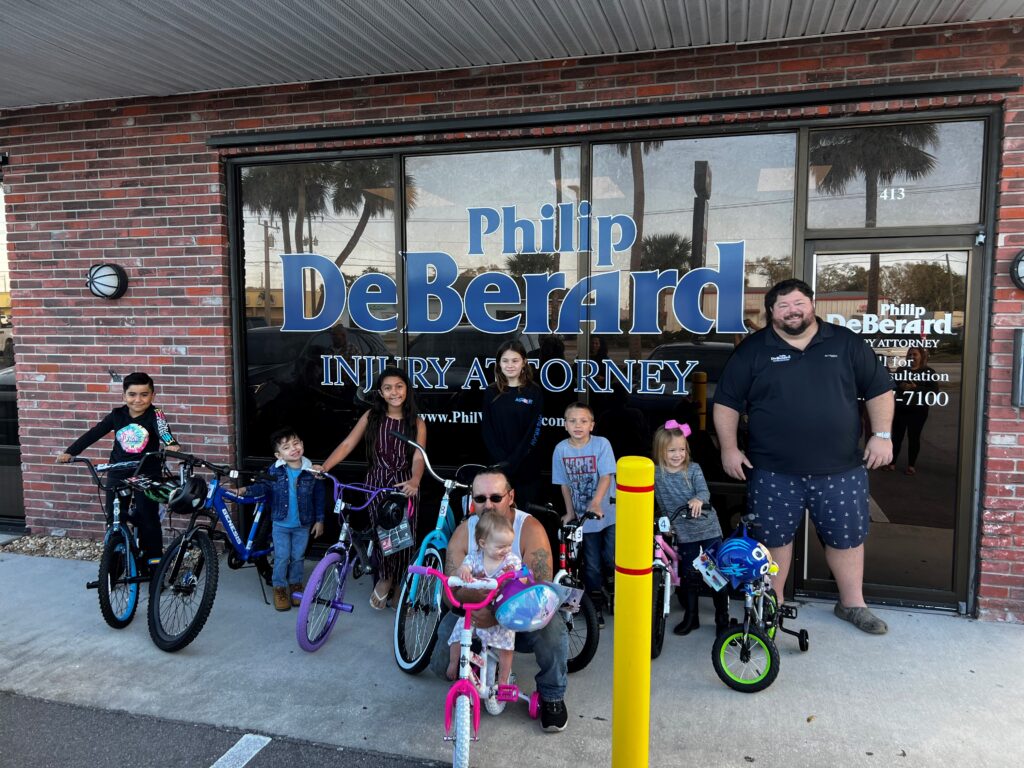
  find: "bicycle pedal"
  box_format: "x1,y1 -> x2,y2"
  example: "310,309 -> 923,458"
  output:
496,684 -> 520,702
780,604 -> 798,620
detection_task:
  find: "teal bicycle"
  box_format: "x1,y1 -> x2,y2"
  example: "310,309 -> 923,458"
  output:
389,430 -> 480,674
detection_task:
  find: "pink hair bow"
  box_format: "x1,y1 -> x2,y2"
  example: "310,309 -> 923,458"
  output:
665,419 -> 692,437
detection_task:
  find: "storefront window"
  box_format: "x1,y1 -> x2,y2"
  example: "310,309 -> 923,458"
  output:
404,146 -> 582,468
589,133 -> 797,483
238,158 -> 401,460
807,120 -> 985,230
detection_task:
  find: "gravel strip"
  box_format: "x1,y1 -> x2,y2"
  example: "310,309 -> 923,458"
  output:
0,535 -> 104,561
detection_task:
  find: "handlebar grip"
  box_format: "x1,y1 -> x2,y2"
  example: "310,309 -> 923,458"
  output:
388,429 -> 411,443
526,502 -> 558,519
408,565 -> 430,576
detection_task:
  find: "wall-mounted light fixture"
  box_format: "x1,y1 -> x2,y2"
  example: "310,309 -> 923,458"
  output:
1010,249 -> 1024,291
86,263 -> 129,299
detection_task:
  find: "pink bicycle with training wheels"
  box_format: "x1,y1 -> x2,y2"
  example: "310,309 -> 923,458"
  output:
408,563 -> 549,768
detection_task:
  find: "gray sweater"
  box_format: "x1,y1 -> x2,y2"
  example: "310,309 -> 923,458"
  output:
653,463 -> 723,544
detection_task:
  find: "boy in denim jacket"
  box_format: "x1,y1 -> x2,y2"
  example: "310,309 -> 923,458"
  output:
251,428 -> 324,611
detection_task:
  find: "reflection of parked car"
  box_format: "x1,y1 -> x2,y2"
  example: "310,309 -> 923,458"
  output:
245,325 -> 390,460
0,316 -> 14,365
408,326 -> 539,387
627,341 -> 736,422
0,365 -> 17,446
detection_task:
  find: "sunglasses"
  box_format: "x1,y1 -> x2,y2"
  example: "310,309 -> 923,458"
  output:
472,491 -> 509,504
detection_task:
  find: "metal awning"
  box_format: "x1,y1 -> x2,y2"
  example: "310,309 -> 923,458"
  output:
2,0 -> 1023,111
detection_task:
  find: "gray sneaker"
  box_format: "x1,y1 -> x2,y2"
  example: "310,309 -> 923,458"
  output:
834,603 -> 888,635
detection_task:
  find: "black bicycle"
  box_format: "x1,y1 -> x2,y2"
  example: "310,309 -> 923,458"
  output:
70,453 -> 177,629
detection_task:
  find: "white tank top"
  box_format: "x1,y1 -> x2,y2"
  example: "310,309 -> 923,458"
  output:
466,509 -> 529,562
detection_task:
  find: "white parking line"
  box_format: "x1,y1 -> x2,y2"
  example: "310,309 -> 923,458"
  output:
210,734 -> 272,768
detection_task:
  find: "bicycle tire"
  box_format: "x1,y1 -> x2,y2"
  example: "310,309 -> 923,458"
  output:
296,551 -> 348,652
711,622 -> 780,693
97,524 -> 139,629
452,694 -> 471,768
147,530 -> 219,653
393,545 -> 445,674
651,569 -> 667,659
566,591 -> 599,673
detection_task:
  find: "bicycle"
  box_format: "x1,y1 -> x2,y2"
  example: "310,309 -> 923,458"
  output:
532,503 -> 600,673
70,454 -> 172,629
651,511 -> 681,660
701,523 -> 810,692
386,430 -> 479,673
408,563 -> 542,768
147,449 -> 271,652
295,473 -> 394,652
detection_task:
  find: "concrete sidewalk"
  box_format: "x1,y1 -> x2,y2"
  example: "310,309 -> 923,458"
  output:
0,549 -> 1021,767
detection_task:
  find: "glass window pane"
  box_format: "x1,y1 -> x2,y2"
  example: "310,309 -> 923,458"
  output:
405,146 -> 581,472
807,120 -> 984,229
589,133 -> 796,481
239,159 -> 399,460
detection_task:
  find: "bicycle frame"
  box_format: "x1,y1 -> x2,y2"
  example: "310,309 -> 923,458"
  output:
408,564 -> 538,745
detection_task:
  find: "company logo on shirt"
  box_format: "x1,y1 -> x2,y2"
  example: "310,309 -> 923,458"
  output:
514,397 -> 534,405
769,354 -> 791,363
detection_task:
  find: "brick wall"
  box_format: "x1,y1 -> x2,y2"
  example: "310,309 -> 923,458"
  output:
2,20 -> 1023,619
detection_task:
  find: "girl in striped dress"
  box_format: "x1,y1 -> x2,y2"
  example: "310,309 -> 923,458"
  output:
317,366 -> 426,609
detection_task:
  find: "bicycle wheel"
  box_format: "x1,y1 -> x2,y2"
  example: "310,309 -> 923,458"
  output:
566,591 -> 599,673
97,524 -> 139,629
651,569 -> 667,659
711,623 -> 780,693
147,530 -> 219,653
452,694 -> 471,768
394,545 -> 445,674
296,551 -> 348,652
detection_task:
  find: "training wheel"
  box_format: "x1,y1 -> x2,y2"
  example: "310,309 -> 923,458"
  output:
798,629 -> 810,652
528,691 -> 541,720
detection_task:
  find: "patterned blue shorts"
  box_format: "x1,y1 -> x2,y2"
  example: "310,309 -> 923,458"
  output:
746,466 -> 869,549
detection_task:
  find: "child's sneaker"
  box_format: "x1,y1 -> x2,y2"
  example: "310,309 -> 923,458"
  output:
595,604 -> 605,629
540,698 -> 568,732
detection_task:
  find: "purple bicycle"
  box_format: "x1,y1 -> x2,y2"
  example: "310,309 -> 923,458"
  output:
294,473 -> 394,652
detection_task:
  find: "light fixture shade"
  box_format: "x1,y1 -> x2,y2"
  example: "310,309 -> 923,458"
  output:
87,263 -> 128,299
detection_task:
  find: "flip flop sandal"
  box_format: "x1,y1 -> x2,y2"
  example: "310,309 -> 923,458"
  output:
370,587 -> 389,610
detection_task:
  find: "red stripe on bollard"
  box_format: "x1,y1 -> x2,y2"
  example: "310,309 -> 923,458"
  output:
616,483 -> 654,493
615,564 -> 653,576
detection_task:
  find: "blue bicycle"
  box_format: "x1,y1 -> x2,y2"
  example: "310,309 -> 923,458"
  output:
390,431 -> 480,674
147,449 -> 271,653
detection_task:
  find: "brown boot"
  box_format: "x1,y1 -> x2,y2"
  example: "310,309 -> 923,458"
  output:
273,586 -> 291,611
289,583 -> 303,607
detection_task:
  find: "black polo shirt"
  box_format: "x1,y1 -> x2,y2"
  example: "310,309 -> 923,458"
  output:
713,318 -> 893,475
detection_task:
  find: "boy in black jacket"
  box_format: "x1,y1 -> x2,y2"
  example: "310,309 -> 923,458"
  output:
58,372 -> 179,567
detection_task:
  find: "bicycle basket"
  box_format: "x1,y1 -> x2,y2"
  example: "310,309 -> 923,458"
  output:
493,577 -> 561,632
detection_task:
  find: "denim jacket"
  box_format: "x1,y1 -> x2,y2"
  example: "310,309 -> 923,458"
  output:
250,456 -> 325,526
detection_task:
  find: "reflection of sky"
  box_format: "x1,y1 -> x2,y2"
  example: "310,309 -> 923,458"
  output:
807,120 -> 984,228
590,132 -> 797,289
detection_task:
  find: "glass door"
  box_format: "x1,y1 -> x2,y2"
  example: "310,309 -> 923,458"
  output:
796,239 -> 981,608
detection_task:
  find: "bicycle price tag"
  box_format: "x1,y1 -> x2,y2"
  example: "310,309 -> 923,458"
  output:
694,550 -> 728,592
377,517 -> 415,555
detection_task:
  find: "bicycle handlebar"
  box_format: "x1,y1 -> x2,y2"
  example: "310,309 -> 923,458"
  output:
67,456 -> 144,492
163,449 -> 244,480
408,564 -> 528,611
310,471 -> 395,511
388,429 -> 469,489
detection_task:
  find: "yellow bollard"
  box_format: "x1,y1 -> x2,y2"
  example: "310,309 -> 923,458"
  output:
693,371 -> 708,431
612,455 -> 655,768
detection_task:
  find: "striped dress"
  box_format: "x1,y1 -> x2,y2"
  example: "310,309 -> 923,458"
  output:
366,416 -> 419,587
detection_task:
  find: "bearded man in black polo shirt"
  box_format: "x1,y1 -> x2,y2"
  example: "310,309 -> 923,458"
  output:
713,279 -> 894,635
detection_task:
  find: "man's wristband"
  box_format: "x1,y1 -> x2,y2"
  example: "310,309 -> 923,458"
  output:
872,432 -> 892,440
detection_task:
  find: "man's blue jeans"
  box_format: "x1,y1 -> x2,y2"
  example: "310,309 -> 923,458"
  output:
272,524 -> 309,587
430,610 -> 569,702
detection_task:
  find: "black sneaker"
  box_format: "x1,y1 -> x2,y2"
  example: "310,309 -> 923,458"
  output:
595,605 -> 605,629
540,699 -> 568,733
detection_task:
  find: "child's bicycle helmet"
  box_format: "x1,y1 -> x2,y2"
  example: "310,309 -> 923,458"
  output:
493,572 -> 562,632
706,525 -> 776,589
167,476 -> 208,515
375,492 -> 410,530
